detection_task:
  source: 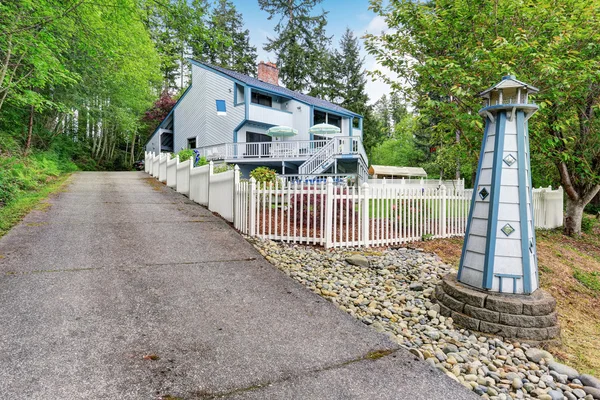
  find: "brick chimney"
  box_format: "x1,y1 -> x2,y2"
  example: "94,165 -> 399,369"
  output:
257,61 -> 279,86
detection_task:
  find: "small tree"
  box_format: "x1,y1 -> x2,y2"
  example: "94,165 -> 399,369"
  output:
250,166 -> 278,188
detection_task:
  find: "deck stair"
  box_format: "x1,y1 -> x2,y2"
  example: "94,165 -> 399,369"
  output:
298,139 -> 337,177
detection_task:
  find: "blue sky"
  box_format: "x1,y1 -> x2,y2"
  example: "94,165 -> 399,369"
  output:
230,0 -> 392,103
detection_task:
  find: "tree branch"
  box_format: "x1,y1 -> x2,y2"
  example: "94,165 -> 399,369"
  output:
558,161 -> 580,202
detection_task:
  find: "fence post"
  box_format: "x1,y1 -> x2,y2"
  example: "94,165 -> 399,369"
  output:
361,182 -> 370,247
324,177 -> 334,248
249,177 -> 257,236
173,155 -> 179,191
233,165 -> 240,228
440,185 -> 447,238
207,160 -> 214,207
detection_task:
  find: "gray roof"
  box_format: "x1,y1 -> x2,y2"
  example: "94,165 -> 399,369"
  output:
480,75 -> 539,97
190,59 -> 362,118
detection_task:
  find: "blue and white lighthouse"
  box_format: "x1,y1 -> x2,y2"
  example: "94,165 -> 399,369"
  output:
458,76 -> 540,295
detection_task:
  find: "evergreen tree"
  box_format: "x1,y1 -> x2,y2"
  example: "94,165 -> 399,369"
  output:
389,92 -> 407,127
258,0 -> 330,92
333,28 -> 369,115
199,0 -> 257,76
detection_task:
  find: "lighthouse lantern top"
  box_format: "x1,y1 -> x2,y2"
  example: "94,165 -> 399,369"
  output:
479,75 -> 539,106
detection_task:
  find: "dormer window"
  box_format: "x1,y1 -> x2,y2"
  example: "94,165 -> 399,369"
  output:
251,91 -> 272,107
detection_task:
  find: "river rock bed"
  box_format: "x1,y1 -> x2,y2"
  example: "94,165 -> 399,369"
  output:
248,237 -> 600,400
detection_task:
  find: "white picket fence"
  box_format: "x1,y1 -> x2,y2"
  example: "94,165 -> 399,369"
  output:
235,180 -> 470,248
533,186 -> 564,229
367,177 -> 465,191
144,151 -> 564,248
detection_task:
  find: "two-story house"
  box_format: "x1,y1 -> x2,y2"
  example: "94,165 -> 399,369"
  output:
145,60 -> 368,181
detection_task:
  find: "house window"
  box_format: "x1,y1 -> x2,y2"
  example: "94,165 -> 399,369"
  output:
187,137 -> 196,149
312,110 -> 342,131
251,91 -> 272,107
328,114 -> 342,129
314,110 -> 326,125
216,100 -> 226,115
246,132 -> 272,143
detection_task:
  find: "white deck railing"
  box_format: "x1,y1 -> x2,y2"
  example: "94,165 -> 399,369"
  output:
195,136 -> 368,163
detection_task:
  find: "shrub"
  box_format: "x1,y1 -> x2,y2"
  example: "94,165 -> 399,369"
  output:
213,163 -> 234,174
250,167 -> 277,187
196,155 -> 208,167
177,149 -> 194,162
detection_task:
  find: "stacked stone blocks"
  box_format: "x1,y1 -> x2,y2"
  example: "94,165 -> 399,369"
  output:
435,274 -> 559,342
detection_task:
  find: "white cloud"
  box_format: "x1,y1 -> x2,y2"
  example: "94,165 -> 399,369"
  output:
363,15 -> 389,35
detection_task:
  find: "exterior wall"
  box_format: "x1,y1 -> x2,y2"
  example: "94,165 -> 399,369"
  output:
145,129 -> 162,153
173,65 -> 244,151
291,100 -> 311,141
248,104 -> 293,127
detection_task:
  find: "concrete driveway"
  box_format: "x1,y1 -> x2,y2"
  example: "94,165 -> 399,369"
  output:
0,172 -> 478,399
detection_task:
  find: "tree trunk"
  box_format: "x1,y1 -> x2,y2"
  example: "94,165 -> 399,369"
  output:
24,104 -> 34,156
564,197 -> 584,236
130,132 -> 136,166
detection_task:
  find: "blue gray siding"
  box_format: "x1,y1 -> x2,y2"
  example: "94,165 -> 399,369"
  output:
145,130 -> 162,153
173,65 -> 244,151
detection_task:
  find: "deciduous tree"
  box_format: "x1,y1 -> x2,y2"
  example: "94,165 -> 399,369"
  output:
365,0 -> 600,235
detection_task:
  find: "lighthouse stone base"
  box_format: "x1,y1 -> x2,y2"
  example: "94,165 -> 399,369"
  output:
434,274 -> 559,344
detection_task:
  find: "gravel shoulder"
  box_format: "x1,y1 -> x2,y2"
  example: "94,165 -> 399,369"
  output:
0,171 -> 477,399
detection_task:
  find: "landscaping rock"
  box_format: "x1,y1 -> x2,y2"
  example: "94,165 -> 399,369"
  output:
580,375 -> 600,390
525,348 -> 555,363
345,254 -> 369,267
583,387 -> 600,399
247,237 -> 600,400
548,361 -> 580,380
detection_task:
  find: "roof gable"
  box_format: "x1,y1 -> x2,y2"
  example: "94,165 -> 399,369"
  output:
190,59 -> 362,118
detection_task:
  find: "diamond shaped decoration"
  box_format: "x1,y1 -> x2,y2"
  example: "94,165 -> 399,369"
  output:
479,187 -> 489,200
529,239 -> 534,253
503,154 -> 517,167
501,223 -> 515,236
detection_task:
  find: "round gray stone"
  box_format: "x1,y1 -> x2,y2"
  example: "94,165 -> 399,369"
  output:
525,348 -> 555,363
580,375 -> 600,390
549,361 -> 580,380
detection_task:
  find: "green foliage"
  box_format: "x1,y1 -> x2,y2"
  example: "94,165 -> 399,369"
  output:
0,151 -> 77,207
574,269 -> 600,293
199,0 -> 257,76
213,163 -> 234,174
250,167 -> 277,187
0,173 -> 71,239
365,0 -> 600,232
197,156 -> 208,167
582,215 -> 595,234
332,29 -> 369,114
177,149 -> 194,162
259,0 -> 330,92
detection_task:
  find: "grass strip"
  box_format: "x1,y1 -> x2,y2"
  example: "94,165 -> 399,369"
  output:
0,174 -> 72,239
